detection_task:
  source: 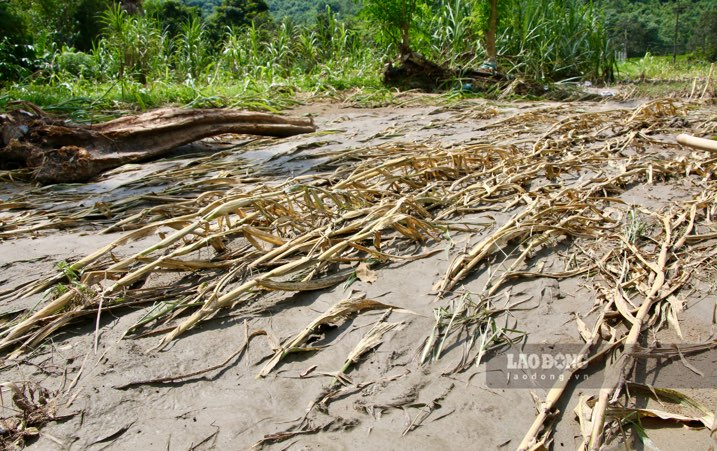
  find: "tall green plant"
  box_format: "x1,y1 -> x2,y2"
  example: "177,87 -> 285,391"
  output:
98,3 -> 167,83
360,0 -> 427,55
0,1 -> 34,82
296,27 -> 319,72
498,0 -> 615,82
424,0 -> 481,67
265,21 -> 293,76
176,17 -> 211,83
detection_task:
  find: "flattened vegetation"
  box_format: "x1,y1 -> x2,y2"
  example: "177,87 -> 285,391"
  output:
1,98 -> 717,449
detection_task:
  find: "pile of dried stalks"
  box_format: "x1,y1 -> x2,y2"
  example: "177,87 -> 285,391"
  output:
1,98 -> 717,447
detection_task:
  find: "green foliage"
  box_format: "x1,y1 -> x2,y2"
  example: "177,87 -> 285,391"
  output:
421,0 -> 484,67
145,0 -> 202,37
361,0 -> 426,54
207,0 -> 271,42
603,0 -> 716,60
185,0 -> 221,16
217,11 -> 379,84
55,48 -> 99,78
50,260 -> 97,303
267,0 -> 360,23
3,0 -> 706,108
692,5 -> 717,61
97,3 -> 167,83
610,11 -> 663,58
0,1 -> 34,81
0,1 -> 31,44
176,17 -> 212,82
2,0 -> 109,54
57,260 -> 80,283
187,0 -> 363,24
497,0 -> 616,82
619,53 -> 713,79
17,0 -> 79,47
0,38 -> 33,82
73,0 -> 113,51
358,0 -> 614,81
1,4 -> 383,113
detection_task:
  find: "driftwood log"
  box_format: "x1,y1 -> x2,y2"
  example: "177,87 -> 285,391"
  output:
0,106 -> 316,184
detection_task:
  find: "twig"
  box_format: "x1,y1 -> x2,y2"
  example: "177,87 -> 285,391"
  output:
94,296 -> 104,354
115,330 -> 266,389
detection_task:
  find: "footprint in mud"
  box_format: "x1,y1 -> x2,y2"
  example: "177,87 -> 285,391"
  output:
538,278 -> 564,315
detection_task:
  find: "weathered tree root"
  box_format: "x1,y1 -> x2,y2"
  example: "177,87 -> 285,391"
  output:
0,106 -> 316,184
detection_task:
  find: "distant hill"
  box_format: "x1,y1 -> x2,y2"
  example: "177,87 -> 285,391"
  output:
184,0 -> 220,16
267,0 -> 360,23
182,0 -> 360,23
603,0 -> 716,58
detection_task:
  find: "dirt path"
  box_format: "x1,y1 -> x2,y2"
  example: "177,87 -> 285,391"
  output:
1,97 -> 716,450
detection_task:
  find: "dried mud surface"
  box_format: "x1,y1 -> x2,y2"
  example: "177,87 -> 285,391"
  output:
1,97 -> 716,450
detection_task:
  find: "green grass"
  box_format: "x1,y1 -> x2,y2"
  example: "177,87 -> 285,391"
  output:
1,68 -> 385,121
1,6 -> 387,118
614,53 -> 715,99
618,53 -> 714,80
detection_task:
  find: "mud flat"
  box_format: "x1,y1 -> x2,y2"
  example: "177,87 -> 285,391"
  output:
1,97 -> 716,450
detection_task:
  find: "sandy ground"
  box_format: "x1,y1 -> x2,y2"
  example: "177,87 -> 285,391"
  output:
1,96 -> 716,450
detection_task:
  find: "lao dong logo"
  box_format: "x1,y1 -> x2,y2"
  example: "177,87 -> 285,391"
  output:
506,352 -> 585,371
485,346 -> 596,389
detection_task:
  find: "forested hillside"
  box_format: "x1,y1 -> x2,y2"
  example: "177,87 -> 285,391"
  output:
267,0 -> 360,23
603,0 -> 716,59
184,0 -> 220,15
178,0 -> 360,22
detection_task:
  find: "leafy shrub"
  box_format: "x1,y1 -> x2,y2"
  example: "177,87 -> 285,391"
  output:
55,49 -> 99,78
0,38 -> 34,82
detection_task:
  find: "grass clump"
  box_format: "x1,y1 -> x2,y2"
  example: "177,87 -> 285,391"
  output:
619,53 -> 714,80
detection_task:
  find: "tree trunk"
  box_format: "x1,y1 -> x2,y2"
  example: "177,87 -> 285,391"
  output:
1,107 -> 316,184
398,0 -> 417,57
486,0 -> 498,64
400,23 -> 411,56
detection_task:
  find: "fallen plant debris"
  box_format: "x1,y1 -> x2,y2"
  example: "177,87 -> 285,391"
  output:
259,296 -> 405,378
0,382 -> 74,449
1,97 -> 717,448
382,52 -> 506,92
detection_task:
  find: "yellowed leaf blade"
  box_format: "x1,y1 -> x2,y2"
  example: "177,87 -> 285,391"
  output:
258,297 -> 398,377
627,383 -> 715,428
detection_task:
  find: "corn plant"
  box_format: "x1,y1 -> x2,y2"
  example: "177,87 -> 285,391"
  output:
498,0 -> 616,82
175,17 -> 212,84
97,3 -> 167,84
295,28 -> 319,73
265,22 -> 293,77
425,0 -> 481,67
